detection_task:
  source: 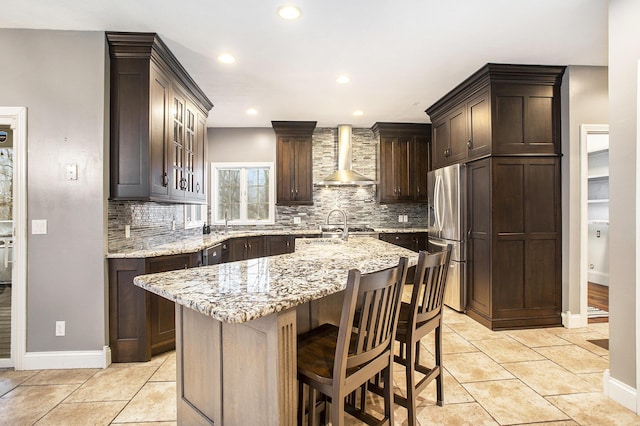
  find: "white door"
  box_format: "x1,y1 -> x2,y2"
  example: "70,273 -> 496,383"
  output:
0,107 -> 26,369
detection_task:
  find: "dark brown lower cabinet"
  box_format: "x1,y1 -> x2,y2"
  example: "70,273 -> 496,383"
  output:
379,232 -> 428,284
228,236 -> 266,261
379,232 -> 428,252
466,157 -> 562,330
109,252 -> 199,362
264,235 -> 295,256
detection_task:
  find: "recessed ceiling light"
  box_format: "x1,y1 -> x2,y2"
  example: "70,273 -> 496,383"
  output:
336,75 -> 350,84
246,108 -> 258,115
217,53 -> 235,64
353,110 -> 364,116
278,5 -> 301,20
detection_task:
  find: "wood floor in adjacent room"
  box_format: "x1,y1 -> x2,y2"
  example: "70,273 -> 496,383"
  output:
588,282 -> 609,324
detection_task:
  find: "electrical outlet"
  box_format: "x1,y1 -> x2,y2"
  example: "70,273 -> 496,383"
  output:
403,215 -> 409,222
55,321 -> 65,337
398,215 -> 403,223
171,220 -> 176,231
293,216 -> 301,224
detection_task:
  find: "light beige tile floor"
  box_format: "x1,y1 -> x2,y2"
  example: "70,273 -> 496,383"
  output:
0,308 -> 637,425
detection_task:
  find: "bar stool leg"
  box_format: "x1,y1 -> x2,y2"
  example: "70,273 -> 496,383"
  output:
405,339 -> 417,425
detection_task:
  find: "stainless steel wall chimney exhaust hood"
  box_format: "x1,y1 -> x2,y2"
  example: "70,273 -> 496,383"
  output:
317,125 -> 376,186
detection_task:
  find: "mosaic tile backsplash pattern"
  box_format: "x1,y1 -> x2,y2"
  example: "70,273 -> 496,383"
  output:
108,127 -> 428,252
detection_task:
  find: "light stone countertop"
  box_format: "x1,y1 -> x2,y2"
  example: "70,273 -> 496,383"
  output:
107,227 -> 429,259
133,237 -> 419,323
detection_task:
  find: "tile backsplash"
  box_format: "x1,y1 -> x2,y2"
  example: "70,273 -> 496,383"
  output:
108,126 -> 428,252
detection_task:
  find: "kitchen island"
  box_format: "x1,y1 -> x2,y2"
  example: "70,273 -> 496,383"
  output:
133,237 -> 419,425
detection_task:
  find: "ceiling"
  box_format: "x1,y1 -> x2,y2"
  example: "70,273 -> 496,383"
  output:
1,0 -> 608,128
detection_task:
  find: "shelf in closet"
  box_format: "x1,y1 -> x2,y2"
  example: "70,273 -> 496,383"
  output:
588,174 -> 609,180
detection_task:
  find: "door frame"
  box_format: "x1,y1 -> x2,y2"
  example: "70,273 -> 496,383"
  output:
0,107 -> 27,369
579,124 -> 609,329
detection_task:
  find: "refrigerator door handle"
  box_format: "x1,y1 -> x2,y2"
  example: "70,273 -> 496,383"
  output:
429,239 -> 450,250
434,175 -> 443,232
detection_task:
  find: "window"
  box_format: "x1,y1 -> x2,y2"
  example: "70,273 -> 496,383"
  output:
211,162 -> 274,225
184,204 -> 207,229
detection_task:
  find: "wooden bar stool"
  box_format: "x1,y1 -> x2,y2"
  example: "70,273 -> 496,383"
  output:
370,247 -> 452,425
296,257 -> 409,426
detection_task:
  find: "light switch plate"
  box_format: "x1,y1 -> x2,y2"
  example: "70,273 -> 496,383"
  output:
293,217 -> 301,224
32,219 -> 47,235
55,321 -> 65,337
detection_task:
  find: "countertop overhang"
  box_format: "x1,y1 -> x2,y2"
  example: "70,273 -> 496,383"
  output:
133,237 -> 419,323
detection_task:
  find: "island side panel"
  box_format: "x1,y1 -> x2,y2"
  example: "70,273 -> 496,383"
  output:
221,308 -> 297,426
176,305 -> 222,425
175,304 -> 297,425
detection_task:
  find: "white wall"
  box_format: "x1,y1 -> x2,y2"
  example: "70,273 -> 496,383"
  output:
561,66 -> 608,319
0,29 -> 107,353
208,127 -> 276,163
608,0 -> 640,394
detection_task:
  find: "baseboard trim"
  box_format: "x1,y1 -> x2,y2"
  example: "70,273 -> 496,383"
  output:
561,310 -> 588,328
603,369 -> 638,413
22,346 -> 111,370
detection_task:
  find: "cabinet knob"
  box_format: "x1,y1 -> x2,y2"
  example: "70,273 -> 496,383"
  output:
162,173 -> 168,187
196,182 -> 200,193
467,139 -> 473,150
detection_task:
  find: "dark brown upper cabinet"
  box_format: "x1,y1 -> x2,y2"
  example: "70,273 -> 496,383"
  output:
107,32 -> 213,204
373,123 -> 431,203
272,121 -> 316,206
426,64 -> 565,169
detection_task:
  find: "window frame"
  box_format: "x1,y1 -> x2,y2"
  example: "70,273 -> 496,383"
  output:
184,204 -> 208,229
211,162 -> 275,225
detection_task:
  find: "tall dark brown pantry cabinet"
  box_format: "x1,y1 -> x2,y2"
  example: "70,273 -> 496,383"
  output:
272,121 -> 316,205
107,32 -> 213,204
427,63 -> 565,330
466,157 -> 561,329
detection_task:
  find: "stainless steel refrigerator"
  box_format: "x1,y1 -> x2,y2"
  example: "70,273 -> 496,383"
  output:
427,163 -> 467,312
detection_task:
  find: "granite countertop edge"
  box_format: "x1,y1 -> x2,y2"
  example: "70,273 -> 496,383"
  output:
107,227 -> 430,259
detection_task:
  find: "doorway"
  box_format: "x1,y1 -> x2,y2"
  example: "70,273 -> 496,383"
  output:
580,124 -> 610,326
0,124 -> 13,360
0,107 -> 26,369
